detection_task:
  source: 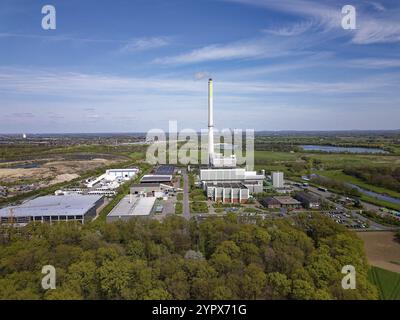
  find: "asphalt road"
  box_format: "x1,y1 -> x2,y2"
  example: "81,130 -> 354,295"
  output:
182,169 -> 190,220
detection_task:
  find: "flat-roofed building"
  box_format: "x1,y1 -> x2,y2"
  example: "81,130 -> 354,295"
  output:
259,197 -> 281,209
294,191 -> 321,209
0,195 -> 104,225
106,196 -> 156,222
206,182 -> 249,203
154,165 -> 175,175
141,175 -> 173,184
130,183 -> 161,197
106,168 -> 139,180
200,168 -> 264,194
260,196 -> 301,209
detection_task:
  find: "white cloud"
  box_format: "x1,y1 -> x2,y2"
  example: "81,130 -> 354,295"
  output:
153,38 -> 283,64
193,71 -> 211,80
119,37 -> 170,53
262,21 -> 314,37
349,58 -> 400,69
226,0 -> 400,45
0,67 -> 397,98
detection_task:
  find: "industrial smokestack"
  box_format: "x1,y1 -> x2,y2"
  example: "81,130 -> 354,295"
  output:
208,78 -> 214,166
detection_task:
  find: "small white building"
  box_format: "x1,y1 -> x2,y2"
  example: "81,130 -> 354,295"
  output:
272,172 -> 284,189
106,168 -> 139,181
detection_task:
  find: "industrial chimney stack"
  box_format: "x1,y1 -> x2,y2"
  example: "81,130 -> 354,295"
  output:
208,78 -> 214,166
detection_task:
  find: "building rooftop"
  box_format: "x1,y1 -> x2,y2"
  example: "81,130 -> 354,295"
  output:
260,197 -> 281,206
131,183 -> 160,188
0,195 -> 103,217
207,182 -> 248,189
141,175 -> 172,183
106,168 -> 139,173
108,196 -> 156,217
274,196 -> 301,205
295,191 -> 320,203
154,165 -> 175,175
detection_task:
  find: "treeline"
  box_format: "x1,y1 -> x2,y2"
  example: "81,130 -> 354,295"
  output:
360,211 -> 400,227
0,214 -> 377,300
311,176 -> 361,197
343,167 -> 400,193
255,142 -> 302,152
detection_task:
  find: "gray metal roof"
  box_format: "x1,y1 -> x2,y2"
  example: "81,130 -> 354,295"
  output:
0,195 -> 103,217
141,175 -> 172,183
108,196 -> 156,217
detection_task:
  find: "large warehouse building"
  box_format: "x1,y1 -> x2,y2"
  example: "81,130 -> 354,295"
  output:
107,196 -> 156,222
0,195 -> 104,225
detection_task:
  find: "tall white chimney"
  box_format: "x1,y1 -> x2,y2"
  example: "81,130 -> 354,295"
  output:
208,78 -> 214,166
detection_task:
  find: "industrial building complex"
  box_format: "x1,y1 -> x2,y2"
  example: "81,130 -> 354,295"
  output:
199,79 -> 265,203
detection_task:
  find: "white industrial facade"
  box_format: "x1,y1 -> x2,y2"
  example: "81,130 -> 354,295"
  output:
200,168 -> 264,194
206,183 -> 249,203
106,168 -> 139,180
272,172 -> 284,189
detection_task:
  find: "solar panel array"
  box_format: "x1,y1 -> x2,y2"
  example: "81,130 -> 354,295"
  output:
155,165 -> 175,175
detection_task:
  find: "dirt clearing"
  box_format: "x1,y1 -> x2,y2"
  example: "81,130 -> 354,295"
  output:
357,231 -> 400,273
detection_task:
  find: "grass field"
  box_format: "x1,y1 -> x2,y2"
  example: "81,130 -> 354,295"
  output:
318,170 -> 400,199
369,266 -> 400,300
175,202 -> 183,214
190,201 -> 208,213
254,150 -> 400,170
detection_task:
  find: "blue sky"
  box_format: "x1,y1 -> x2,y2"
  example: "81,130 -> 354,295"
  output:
0,0 -> 399,133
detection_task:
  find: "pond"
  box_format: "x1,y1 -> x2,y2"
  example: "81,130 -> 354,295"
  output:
300,145 -> 388,154
346,183 -> 400,205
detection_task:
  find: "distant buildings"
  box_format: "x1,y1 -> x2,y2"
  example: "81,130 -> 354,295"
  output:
272,172 -> 284,189
86,167 -> 139,189
0,195 -> 104,225
295,191 -> 321,209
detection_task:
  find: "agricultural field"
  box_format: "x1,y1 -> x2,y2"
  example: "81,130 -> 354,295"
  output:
368,267 -> 400,300
357,232 -> 400,273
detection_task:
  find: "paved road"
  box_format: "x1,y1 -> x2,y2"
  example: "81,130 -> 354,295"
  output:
182,170 -> 190,220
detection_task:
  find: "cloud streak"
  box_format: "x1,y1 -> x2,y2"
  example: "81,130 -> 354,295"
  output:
119,37 -> 171,53
226,0 -> 400,44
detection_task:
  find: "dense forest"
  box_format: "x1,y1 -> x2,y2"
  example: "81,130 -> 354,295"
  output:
0,214 -> 378,300
343,167 -> 400,193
